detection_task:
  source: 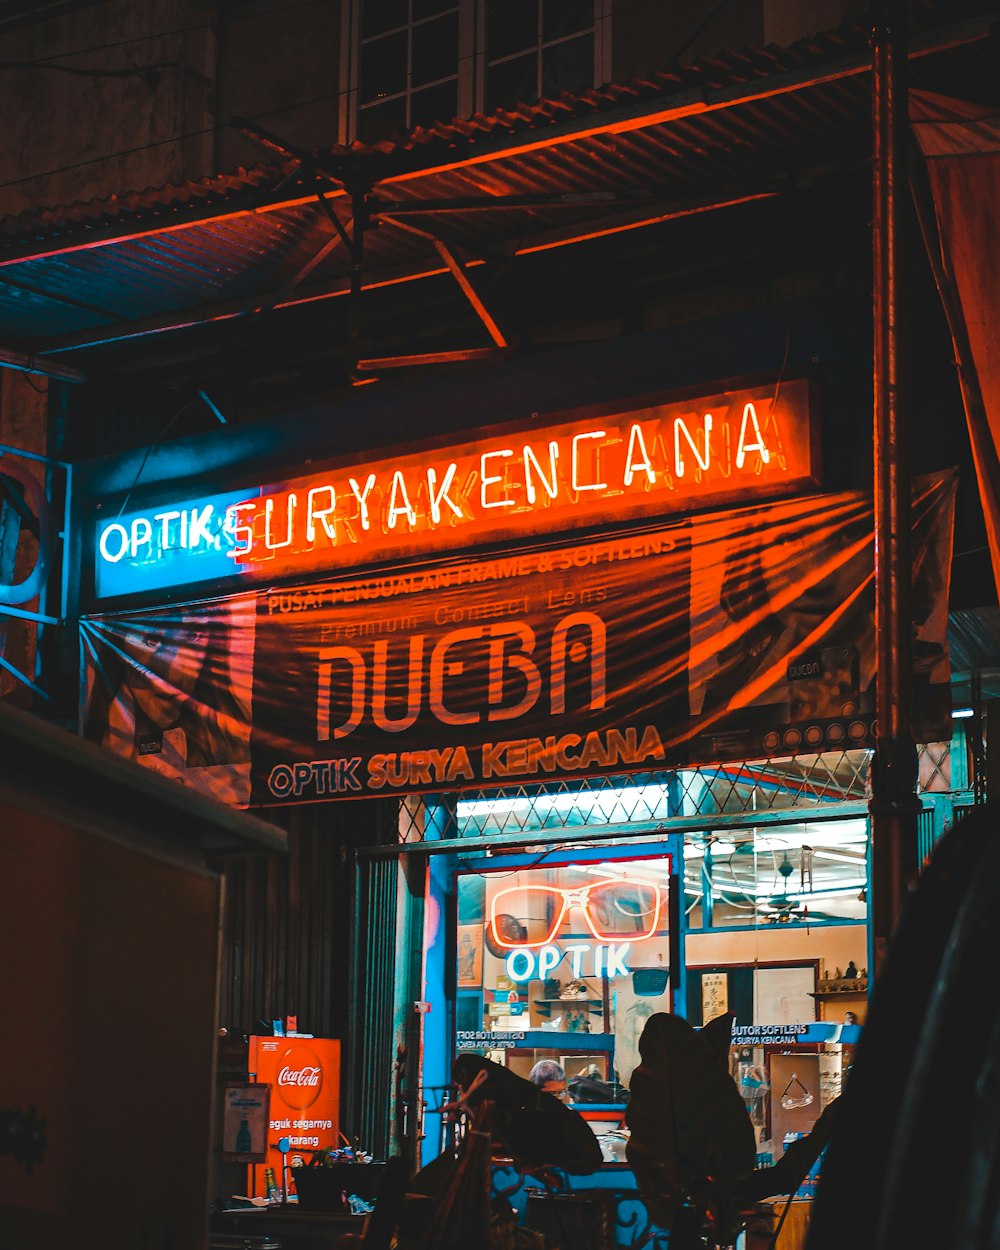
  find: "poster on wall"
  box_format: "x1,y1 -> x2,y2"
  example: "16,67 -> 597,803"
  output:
701,972 -> 729,1024
457,924 -> 485,987
221,1083 -> 270,1164
753,966 -> 817,1025
81,473 -> 955,806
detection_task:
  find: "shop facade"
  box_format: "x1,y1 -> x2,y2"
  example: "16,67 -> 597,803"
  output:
71,294 -> 968,1235
1,6 -> 996,1244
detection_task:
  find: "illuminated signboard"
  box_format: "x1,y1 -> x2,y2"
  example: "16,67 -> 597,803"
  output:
93,377 -> 816,599
95,488 -> 259,599
505,942 -> 633,981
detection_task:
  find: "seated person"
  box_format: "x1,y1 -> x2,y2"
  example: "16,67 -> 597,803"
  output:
528,1060 -> 567,1100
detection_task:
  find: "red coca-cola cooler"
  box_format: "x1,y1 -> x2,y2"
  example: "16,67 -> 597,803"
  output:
248,1034 -> 341,1197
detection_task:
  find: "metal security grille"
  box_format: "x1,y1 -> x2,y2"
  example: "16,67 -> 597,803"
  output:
390,744 -> 958,843
352,856 -> 399,1158
917,805 -> 937,865
434,753 -> 873,842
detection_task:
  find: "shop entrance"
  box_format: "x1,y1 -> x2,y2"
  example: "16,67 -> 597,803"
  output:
419,776 -> 873,1173
452,839 -> 681,1164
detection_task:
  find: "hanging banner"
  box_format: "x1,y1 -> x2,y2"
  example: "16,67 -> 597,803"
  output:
911,91 -> 1000,598
81,595 -> 257,806
81,474 -> 955,806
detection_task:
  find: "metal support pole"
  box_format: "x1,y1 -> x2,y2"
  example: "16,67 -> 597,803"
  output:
349,187 -> 366,384
870,0 -> 920,971
701,843 -> 715,929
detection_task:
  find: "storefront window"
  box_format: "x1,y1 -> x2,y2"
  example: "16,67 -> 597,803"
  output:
684,818 -> 868,930
456,854 -> 671,1114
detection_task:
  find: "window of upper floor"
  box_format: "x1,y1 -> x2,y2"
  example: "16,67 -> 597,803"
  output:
342,0 -> 612,144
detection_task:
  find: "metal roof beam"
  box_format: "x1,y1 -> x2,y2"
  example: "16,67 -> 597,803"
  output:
0,344 -> 84,381
369,190 -> 655,214
356,347 -> 510,371
247,209 -> 351,317
380,215 -> 510,348
32,190 -> 779,356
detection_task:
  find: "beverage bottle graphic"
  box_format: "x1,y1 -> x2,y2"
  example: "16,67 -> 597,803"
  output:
264,1166 -> 280,1201
235,1118 -> 252,1153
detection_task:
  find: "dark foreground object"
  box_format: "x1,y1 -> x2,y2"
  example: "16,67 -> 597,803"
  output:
808,803 -> 1000,1250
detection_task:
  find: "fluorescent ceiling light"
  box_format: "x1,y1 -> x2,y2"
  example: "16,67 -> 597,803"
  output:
755,880 -> 867,902
811,848 -> 867,865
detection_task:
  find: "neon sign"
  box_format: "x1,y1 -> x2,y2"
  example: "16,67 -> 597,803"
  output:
93,378 -> 815,598
489,877 -> 662,947
505,941 -> 632,981
94,488 -> 254,599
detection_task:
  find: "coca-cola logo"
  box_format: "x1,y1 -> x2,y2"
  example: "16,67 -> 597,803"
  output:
274,1046 -> 323,1109
279,1065 -> 320,1087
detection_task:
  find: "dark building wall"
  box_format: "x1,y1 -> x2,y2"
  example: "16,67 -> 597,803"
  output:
0,0 -> 215,217
0,776 -> 222,1248
0,372 -> 48,703
217,798 -> 397,1039
0,0 -> 344,219
209,0 -> 343,175
215,799 -> 406,1157
610,0 -> 866,81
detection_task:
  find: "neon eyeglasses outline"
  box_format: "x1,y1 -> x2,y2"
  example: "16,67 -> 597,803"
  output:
488,877 -> 663,949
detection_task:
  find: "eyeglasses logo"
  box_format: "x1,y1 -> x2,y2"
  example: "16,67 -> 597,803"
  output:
488,876 -> 662,950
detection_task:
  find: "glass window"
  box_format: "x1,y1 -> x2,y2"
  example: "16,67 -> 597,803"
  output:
485,0 -> 599,112
487,0 -> 539,60
358,0 -> 462,138
411,80 -> 459,129
486,52 -> 538,112
362,0 -> 407,38
412,12 -> 460,87
360,30 -> 408,105
412,0 -> 454,17
455,853 -> 671,1110
542,0 -> 593,41
683,819 -> 869,930
359,96 -> 409,143
542,31 -> 594,96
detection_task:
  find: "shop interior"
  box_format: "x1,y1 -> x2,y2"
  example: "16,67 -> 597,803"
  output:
449,780 -> 870,1167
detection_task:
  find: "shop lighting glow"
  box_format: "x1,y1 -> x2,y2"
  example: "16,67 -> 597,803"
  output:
952,707 -> 975,719
809,848 -> 867,866
582,863 -> 670,883
458,781 -> 673,822
684,839 -> 738,859
457,796 -> 533,817
751,826 -> 868,853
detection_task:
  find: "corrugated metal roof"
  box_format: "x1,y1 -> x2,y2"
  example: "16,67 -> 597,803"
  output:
0,5 -> 995,369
